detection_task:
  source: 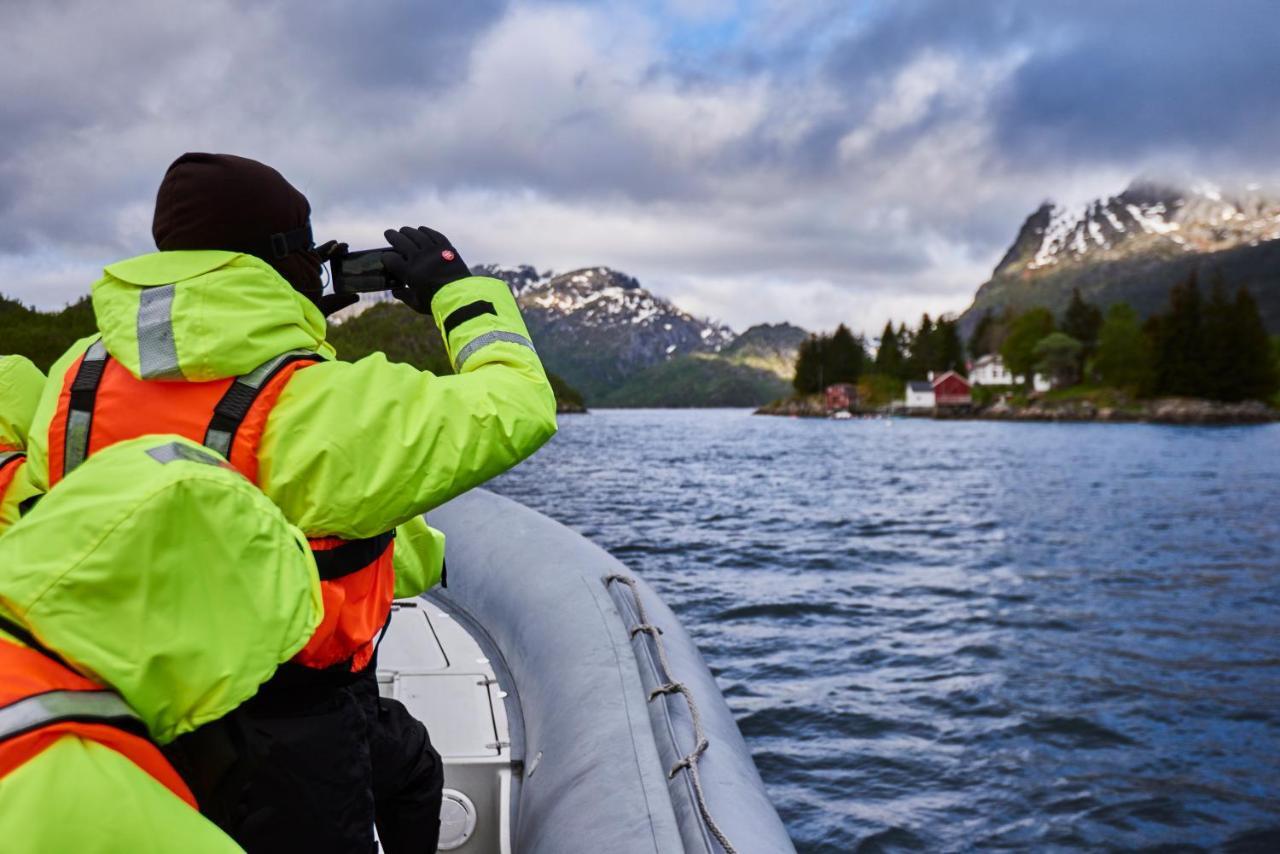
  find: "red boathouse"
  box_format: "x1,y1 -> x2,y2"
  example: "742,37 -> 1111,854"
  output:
931,371 -> 971,407
825,383 -> 857,412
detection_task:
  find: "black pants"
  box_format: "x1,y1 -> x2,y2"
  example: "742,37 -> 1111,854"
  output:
208,667 -> 443,854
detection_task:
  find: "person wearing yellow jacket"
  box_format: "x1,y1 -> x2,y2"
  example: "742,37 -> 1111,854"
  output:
24,153 -> 558,852
0,434 -> 322,852
0,355 -> 45,532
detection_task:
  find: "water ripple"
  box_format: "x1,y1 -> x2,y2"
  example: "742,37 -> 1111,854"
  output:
492,411 -> 1280,852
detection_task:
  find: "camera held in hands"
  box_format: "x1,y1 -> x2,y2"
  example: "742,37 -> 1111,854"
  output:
330,248 -> 398,295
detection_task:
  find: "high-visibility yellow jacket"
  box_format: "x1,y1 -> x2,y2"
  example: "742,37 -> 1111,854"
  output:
25,250 -> 558,597
0,355 -> 45,532
0,434 -> 322,851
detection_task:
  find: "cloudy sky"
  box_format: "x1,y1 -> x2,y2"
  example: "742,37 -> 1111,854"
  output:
2,0 -> 1277,334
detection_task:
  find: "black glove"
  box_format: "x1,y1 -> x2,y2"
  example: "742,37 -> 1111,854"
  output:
313,240 -> 359,317
381,226 -> 471,315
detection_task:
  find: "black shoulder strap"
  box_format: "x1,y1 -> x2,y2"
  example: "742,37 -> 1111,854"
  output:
203,350 -> 317,461
61,339 -> 109,480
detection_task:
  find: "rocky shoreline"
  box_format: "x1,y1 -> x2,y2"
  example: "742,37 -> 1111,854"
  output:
755,395 -> 1278,425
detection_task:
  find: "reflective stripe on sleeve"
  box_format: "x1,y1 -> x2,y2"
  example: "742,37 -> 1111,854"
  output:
454,330 -> 537,370
0,690 -> 145,743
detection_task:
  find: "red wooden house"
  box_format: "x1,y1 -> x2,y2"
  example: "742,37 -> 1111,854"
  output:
930,371 -> 971,407
825,383 -> 857,412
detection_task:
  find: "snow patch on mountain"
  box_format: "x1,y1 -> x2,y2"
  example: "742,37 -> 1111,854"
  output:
1003,180 -> 1280,277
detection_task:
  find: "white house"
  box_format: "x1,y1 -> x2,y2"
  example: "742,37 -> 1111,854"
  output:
904,381 -> 935,410
968,354 -> 1051,393
970,354 -> 1016,385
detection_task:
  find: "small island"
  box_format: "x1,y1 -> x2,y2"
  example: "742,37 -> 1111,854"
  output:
758,276 -> 1280,425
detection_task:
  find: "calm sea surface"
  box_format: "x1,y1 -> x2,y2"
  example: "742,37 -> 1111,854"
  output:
489,410 -> 1280,853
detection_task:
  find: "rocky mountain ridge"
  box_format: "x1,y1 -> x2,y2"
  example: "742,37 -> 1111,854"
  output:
472,263 -> 746,401
963,179 -> 1280,332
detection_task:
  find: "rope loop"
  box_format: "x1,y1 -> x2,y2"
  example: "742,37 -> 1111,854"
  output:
648,682 -> 682,701
604,571 -> 738,854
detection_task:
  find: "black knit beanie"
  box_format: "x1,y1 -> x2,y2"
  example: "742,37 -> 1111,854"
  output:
152,153 -> 322,300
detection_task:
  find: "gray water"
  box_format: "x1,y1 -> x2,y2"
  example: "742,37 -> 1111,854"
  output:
489,410 -> 1280,853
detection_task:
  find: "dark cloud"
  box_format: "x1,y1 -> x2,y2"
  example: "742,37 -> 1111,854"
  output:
0,0 -> 1275,332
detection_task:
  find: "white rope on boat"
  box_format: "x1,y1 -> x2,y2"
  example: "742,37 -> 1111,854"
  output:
605,573 -> 738,854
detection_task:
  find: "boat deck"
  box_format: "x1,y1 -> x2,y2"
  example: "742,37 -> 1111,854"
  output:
377,599 -> 514,852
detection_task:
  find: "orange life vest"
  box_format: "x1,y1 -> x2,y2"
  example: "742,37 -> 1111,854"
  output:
47,341 -> 395,672
0,450 -> 22,502
0,631 -> 196,807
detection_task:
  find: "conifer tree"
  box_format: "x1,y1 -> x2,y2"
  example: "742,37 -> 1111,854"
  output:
1230,286 -> 1278,401
1061,288 -> 1103,378
906,314 -> 935,378
933,316 -> 965,373
1000,308 -> 1054,385
874,321 -> 904,378
792,334 -> 825,393
825,324 -> 865,385
1033,332 -> 1083,388
1061,288 -> 1103,353
1201,275 -> 1236,400
1095,302 -> 1152,390
1151,272 -> 1207,396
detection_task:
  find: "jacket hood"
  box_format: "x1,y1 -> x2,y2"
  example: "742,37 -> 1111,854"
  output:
93,250 -> 336,381
0,435 -> 322,743
0,355 -> 45,450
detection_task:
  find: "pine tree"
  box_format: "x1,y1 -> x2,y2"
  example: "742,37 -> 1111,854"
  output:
933,316 -> 965,373
1000,308 -> 1054,385
826,324 -> 865,385
1201,274 -> 1237,400
906,314 -> 935,378
1033,332 -> 1083,388
1095,302 -> 1152,390
874,321 -> 904,379
792,334 -> 825,393
1230,286 -> 1279,401
1151,272 -> 1207,396
1061,288 -> 1103,353
1061,288 -> 1103,378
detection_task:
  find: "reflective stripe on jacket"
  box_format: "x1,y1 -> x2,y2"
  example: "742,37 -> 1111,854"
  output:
0,635 -> 196,807
24,250 -> 556,601
46,342 -> 393,672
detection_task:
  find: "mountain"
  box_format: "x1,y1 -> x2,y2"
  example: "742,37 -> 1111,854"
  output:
598,323 -> 807,407
335,264 -> 805,406
962,180 -> 1280,332
474,264 -> 741,401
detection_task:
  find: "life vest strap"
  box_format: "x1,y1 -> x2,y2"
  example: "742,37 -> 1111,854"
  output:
204,349 -> 318,460
0,451 -> 21,472
311,529 -> 396,581
62,339 -> 109,479
0,689 -> 148,744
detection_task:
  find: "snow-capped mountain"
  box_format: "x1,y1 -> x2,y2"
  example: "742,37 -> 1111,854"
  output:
965,179 -> 1280,332
995,181 -> 1280,276
469,264 -> 551,297
473,264 -> 738,399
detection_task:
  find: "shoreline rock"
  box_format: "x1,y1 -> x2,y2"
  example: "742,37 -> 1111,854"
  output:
755,395 -> 1277,425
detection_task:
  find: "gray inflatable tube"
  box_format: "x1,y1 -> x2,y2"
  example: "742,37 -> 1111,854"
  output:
428,489 -> 795,854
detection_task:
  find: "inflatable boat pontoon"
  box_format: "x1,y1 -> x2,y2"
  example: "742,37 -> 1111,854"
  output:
375,489 -> 795,853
